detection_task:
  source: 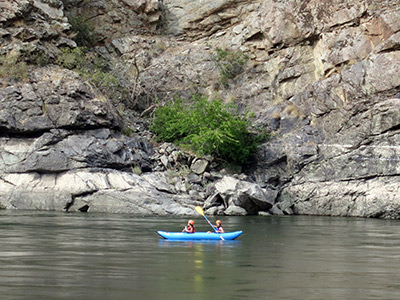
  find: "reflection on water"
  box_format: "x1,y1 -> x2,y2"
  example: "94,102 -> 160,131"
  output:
0,211 -> 400,300
158,239 -> 241,248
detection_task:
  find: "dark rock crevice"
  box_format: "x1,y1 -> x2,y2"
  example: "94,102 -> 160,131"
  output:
64,190 -> 98,212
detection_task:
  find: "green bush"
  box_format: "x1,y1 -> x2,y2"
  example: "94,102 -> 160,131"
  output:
212,47 -> 248,87
151,94 -> 265,165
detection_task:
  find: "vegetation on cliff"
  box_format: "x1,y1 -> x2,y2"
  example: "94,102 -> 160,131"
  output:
69,16 -> 99,47
212,47 -> 249,87
0,50 -> 28,81
151,94 -> 265,165
56,47 -> 130,103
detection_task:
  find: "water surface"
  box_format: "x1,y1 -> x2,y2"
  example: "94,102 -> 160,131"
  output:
0,211 -> 399,299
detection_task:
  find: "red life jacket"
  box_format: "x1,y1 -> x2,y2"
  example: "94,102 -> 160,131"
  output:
183,225 -> 195,233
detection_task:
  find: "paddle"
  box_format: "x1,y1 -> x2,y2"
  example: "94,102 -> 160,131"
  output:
195,206 -> 224,240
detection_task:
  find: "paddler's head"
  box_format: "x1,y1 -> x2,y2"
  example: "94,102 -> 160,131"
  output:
188,220 -> 195,226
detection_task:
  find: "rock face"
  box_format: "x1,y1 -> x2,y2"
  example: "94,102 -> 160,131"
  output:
0,67 -> 122,133
1,0 -> 400,218
61,0 -> 162,39
0,170 -> 195,215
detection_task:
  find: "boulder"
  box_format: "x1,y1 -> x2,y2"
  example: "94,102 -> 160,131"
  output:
203,191 -> 223,210
269,205 -> 285,216
204,205 -> 225,216
224,205 -> 247,216
190,158 -> 209,175
214,176 -> 277,215
142,172 -> 176,194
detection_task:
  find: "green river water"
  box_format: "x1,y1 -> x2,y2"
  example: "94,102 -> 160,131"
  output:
0,211 -> 399,300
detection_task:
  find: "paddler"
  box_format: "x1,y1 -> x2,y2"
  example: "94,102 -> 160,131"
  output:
207,220 -> 225,233
182,220 -> 196,233
214,220 -> 224,233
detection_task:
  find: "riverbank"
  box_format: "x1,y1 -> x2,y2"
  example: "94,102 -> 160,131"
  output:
1,0 -> 400,218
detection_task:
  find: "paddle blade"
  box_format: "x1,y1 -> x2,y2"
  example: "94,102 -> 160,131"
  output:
195,206 -> 204,216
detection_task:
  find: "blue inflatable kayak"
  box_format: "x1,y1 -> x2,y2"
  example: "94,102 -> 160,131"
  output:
157,231 -> 243,240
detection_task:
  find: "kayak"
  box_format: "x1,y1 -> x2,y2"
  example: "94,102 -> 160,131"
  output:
157,230 -> 243,241
157,231 -> 243,240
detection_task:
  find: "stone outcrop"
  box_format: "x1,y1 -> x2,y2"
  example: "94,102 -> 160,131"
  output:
210,176 -> 277,215
0,169 -> 196,214
0,0 -> 73,60
0,67 -> 122,133
61,0 -> 162,41
1,0 -> 400,218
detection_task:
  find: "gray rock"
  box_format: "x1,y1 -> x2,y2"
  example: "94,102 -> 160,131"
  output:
1,127 -> 153,174
258,211 -> 271,216
0,67 -> 122,134
203,191 -> 223,210
160,155 -> 169,169
0,170 -> 195,215
269,205 -> 284,216
371,98 -> 400,134
186,173 -> 202,184
214,176 -> 276,214
188,189 -> 202,200
280,177 -> 400,218
190,158 -> 209,175
205,205 -> 225,216
224,205 -> 247,216
142,172 -> 177,194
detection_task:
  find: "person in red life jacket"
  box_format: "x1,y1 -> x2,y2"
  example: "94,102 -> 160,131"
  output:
215,220 -> 224,233
182,220 -> 195,233
207,220 -> 225,234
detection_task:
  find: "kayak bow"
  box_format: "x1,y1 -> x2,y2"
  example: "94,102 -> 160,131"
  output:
157,231 -> 243,241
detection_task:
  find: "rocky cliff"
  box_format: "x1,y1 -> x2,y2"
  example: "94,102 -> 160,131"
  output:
1,0 -> 399,218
